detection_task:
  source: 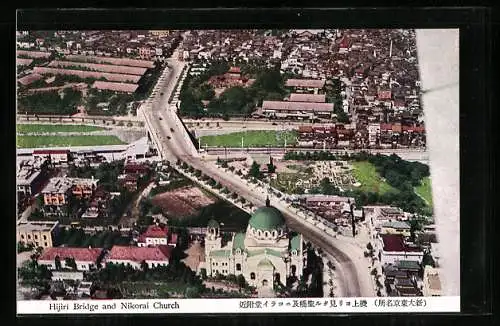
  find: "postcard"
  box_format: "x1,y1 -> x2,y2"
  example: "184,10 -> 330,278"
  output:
16,27 -> 460,314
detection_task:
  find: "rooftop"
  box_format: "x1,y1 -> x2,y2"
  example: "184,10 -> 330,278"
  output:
42,177 -> 99,194
108,245 -> 173,262
16,167 -> 41,185
381,234 -> 422,253
248,206 -> 286,231
17,220 -> 59,233
39,247 -> 103,262
140,225 -> 169,239
285,78 -> 326,88
262,100 -> 334,112
382,221 -> 411,230
289,93 -> 326,103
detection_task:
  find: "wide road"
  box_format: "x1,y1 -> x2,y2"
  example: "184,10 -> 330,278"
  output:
203,147 -> 429,163
142,50 -> 373,297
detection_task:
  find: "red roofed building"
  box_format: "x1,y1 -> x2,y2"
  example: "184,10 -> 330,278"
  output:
38,247 -> 103,271
106,245 -> 173,269
378,234 -> 424,265
137,225 -> 178,248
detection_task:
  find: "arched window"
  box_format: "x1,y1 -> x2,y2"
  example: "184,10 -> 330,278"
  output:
236,263 -> 242,271
250,272 -> 256,280
236,249 -> 241,255
257,230 -> 262,237
264,231 -> 269,238
272,230 -> 277,238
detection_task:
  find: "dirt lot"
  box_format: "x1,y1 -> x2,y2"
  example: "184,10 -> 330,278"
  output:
151,186 -> 216,218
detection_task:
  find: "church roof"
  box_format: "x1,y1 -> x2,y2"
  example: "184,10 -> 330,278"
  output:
257,258 -> 275,269
290,234 -> 302,251
209,249 -> 231,258
232,232 -> 246,250
247,248 -> 283,258
207,219 -> 219,228
248,206 -> 285,231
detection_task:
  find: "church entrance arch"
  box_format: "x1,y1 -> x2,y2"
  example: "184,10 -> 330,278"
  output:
262,279 -> 268,287
291,265 -> 297,276
275,273 -> 281,284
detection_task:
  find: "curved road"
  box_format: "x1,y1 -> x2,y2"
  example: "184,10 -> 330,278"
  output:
142,52 -> 373,297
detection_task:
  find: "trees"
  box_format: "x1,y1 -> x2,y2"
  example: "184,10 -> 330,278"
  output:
248,161 -> 261,178
64,257 -> 77,270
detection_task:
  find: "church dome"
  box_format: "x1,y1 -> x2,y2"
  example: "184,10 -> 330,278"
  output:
248,206 -> 285,232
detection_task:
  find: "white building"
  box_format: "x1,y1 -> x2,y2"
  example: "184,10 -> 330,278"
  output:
136,225 -> 178,248
200,203 -> 304,293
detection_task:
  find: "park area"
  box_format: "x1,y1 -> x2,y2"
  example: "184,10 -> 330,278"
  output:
17,135 -> 126,148
415,176 -> 433,206
351,161 -> 398,195
17,124 -> 106,133
199,130 -> 297,148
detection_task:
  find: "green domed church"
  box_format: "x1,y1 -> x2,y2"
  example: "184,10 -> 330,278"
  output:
202,201 -> 304,293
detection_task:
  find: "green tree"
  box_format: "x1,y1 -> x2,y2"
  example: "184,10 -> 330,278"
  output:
65,257 -> 77,270
248,161 -> 261,178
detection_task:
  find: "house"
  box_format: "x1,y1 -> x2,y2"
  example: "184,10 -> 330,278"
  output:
38,247 -> 103,271
41,177 -> 99,207
16,166 -> 45,196
380,221 -> 411,237
379,234 -> 424,265
17,220 -> 59,248
32,149 -> 70,164
106,245 -> 173,269
136,225 -> 178,247
422,266 -> 442,296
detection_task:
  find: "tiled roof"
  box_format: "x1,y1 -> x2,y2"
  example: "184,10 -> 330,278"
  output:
108,245 -> 173,262
39,247 -> 103,262
262,100 -> 334,112
141,225 -> 169,239
289,93 -> 326,103
285,78 -> 326,88
92,81 -> 138,93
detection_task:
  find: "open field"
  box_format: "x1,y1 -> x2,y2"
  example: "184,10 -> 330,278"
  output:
415,176 -> 433,206
351,161 -> 398,195
17,124 -> 106,133
16,135 -> 126,148
151,186 -> 217,218
199,130 -> 297,148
